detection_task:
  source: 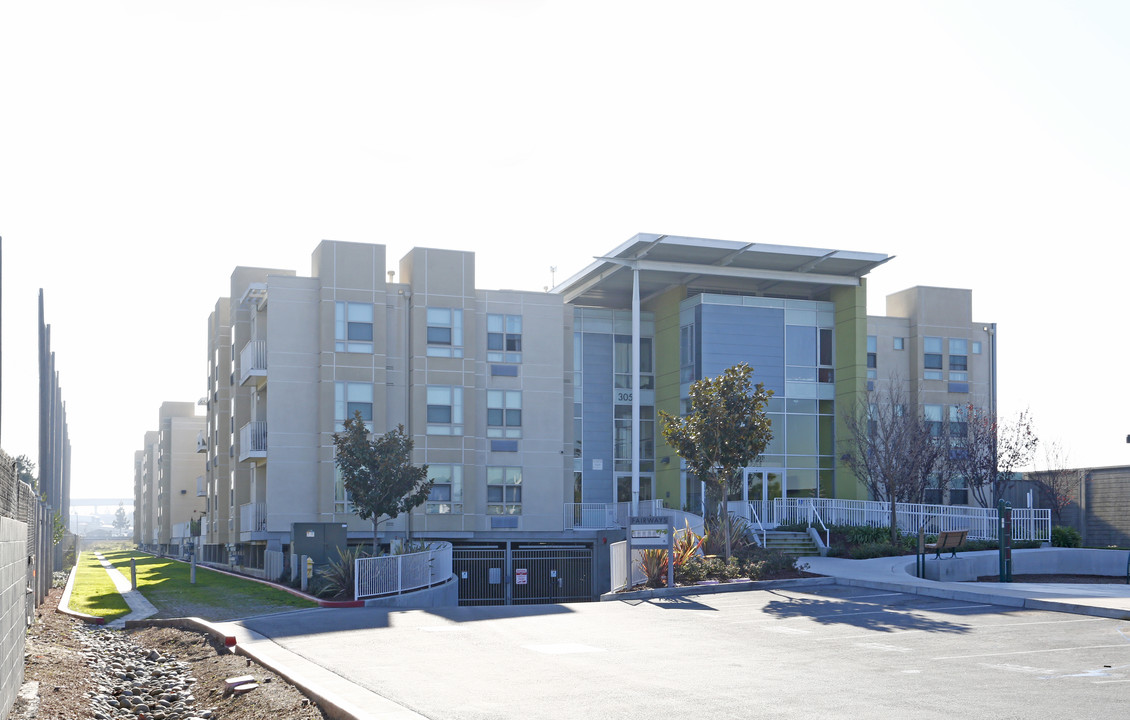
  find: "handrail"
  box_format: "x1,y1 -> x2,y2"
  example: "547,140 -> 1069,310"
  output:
807,501 -> 830,547
748,502 -> 767,547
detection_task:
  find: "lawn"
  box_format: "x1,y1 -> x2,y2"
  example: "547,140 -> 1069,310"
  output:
100,550 -> 317,621
68,550 -> 132,622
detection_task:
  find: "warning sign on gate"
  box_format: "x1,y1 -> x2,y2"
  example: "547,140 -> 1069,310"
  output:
515,568 -> 528,585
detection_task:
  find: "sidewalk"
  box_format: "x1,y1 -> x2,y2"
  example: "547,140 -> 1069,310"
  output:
93,552 -> 158,628
804,549 -> 1130,620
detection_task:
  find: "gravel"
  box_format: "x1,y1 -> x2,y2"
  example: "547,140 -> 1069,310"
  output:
17,587 -> 329,720
79,625 -> 212,720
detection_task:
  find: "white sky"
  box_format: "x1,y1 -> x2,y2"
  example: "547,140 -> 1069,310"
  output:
2,1 -> 1128,500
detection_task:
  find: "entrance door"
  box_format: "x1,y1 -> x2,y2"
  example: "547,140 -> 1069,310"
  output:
742,468 -> 785,524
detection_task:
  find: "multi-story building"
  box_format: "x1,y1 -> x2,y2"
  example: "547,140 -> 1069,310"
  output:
210,241 -> 574,579
134,403 -> 205,554
866,286 -> 997,505
151,233 -> 997,602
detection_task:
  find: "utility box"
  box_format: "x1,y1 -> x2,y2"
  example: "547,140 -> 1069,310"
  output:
291,523 -> 349,566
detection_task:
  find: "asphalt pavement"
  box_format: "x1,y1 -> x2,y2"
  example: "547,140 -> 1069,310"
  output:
209,550 -> 1130,720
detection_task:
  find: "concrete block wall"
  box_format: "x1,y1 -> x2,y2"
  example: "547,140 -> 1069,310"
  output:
1,515 -> 29,720
1082,467 -> 1130,548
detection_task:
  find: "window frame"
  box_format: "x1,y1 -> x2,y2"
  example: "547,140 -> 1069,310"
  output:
486,466 -> 522,515
486,389 -> 522,438
426,307 -> 464,358
335,302 -> 374,353
426,385 -> 464,435
487,314 -> 523,363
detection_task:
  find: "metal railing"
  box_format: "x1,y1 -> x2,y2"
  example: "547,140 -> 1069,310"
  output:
563,503 -> 618,529
770,498 -> 1051,542
354,542 -> 453,600
747,503 -> 767,547
239,340 -> 267,385
609,540 -> 647,592
238,421 -> 267,461
239,501 -> 266,533
807,502 -> 830,547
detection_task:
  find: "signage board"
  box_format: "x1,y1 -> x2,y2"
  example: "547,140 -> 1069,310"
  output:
515,568 -> 528,585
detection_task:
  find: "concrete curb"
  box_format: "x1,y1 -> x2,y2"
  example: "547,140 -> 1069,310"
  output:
125,615 -> 426,720
123,616 -> 238,648
55,555 -> 105,625
601,576 -> 835,602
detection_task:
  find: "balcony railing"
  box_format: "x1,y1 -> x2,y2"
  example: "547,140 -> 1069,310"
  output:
239,501 -> 267,535
238,421 -> 267,462
239,340 -> 267,386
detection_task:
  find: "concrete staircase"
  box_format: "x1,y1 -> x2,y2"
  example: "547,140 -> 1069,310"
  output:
760,530 -> 822,557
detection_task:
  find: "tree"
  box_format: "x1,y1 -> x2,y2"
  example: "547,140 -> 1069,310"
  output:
15,454 -> 37,490
332,414 -> 433,551
1028,441 -> 1080,526
949,404 -> 1038,508
113,502 -> 131,536
660,363 -> 773,560
839,380 -> 945,544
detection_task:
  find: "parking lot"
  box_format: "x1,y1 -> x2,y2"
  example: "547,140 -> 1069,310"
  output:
241,585 -> 1130,719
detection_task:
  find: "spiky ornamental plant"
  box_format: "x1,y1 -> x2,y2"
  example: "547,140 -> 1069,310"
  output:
332,414 -> 432,551
660,363 -> 773,560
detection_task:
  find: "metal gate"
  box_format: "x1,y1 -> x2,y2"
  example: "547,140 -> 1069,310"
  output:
453,543 -> 593,606
453,546 -> 506,606
512,545 -> 591,605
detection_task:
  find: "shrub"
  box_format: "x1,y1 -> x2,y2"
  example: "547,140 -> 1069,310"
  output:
848,542 -> 905,559
703,512 -> 753,556
313,544 -> 372,599
844,525 -> 892,546
1051,525 -> 1082,548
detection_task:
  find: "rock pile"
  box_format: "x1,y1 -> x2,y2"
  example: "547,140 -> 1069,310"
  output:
78,626 -> 218,720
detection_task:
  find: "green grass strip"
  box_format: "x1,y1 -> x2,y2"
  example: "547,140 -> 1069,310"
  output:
68,551 -> 132,622
102,551 -> 316,621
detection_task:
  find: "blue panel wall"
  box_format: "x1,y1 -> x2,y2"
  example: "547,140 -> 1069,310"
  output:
699,305 -> 785,394
581,333 -> 614,503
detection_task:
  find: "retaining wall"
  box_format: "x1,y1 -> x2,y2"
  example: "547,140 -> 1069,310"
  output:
0,515 -> 28,720
922,548 -> 1130,582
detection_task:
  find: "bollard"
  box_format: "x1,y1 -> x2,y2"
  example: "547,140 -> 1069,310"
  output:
997,500 -> 1012,583
131,558 -> 137,591
191,553 -> 197,585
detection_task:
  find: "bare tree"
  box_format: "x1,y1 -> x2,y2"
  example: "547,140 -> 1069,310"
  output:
1028,441 -> 1080,526
840,380 -> 944,544
949,403 -> 1038,508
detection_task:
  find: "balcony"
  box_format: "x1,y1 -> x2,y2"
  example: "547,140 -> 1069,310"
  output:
239,501 -> 267,539
196,475 -> 205,497
239,340 -> 267,386
195,430 -> 207,453
238,421 -> 267,462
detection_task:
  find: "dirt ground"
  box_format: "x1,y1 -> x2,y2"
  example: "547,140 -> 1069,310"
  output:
15,587 -> 329,720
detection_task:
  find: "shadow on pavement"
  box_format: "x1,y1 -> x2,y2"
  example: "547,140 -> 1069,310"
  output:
759,591 -> 978,634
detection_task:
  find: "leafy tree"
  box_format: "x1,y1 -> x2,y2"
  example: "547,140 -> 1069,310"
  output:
1027,441 -> 1080,526
660,363 -> 773,560
949,404 -> 1038,507
113,502 -> 131,536
15,454 -> 37,490
839,381 -> 945,544
51,511 -> 66,545
332,414 -> 433,550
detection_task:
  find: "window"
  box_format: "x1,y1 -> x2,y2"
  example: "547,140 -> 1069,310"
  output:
334,382 -> 373,430
613,405 -> 654,472
335,302 -> 373,353
866,334 -> 877,371
487,390 -> 522,438
487,466 -> 522,515
924,404 -> 943,437
426,308 -> 463,358
426,465 -> 463,514
487,314 -> 522,363
972,341 -> 982,354
680,325 -> 695,383
334,466 -> 353,513
949,405 -> 968,438
893,337 -> 904,350
426,386 -> 463,435
614,335 -> 654,390
949,338 -> 968,371
924,336 -> 943,370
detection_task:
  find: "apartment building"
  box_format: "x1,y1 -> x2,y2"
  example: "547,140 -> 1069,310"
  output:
199,241 -> 574,585
134,233 -> 996,601
134,403 -> 206,554
867,286 -> 997,505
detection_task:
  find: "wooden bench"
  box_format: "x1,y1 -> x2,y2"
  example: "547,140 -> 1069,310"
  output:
925,529 -> 968,559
